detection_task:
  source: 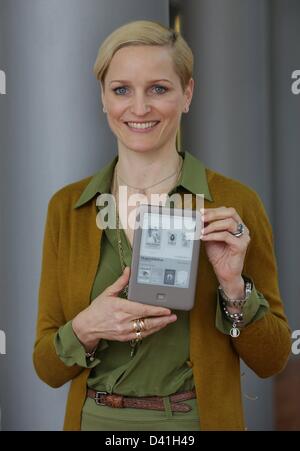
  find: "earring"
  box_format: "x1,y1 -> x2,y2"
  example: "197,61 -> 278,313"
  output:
103,106 -> 107,113
184,104 -> 189,113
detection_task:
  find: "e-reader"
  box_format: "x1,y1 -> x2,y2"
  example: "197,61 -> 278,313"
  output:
127,204 -> 202,311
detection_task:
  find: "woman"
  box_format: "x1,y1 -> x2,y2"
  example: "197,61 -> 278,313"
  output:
33,20 -> 291,431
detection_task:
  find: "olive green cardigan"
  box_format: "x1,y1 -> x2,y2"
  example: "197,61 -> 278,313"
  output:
33,165 -> 291,431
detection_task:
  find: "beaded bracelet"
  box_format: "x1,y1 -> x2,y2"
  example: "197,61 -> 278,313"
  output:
222,303 -> 244,338
219,279 -> 252,308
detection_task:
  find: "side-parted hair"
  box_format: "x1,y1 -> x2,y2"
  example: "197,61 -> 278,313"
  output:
93,20 -> 194,91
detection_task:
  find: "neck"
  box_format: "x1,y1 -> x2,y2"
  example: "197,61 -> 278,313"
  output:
116,145 -> 182,192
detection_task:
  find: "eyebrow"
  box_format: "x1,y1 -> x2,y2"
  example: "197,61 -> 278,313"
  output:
109,79 -> 174,86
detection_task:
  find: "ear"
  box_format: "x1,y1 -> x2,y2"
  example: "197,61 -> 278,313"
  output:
184,78 -> 194,105
100,83 -> 106,112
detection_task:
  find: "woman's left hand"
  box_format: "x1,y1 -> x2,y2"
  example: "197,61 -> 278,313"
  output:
201,207 -> 251,297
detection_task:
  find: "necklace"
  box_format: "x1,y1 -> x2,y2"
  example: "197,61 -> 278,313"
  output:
116,210 -> 138,357
113,170 -> 139,357
113,155 -> 183,294
116,155 -> 183,195
112,157 -> 183,357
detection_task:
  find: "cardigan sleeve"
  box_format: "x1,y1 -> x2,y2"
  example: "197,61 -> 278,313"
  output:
33,195 -> 84,388
227,190 -> 291,378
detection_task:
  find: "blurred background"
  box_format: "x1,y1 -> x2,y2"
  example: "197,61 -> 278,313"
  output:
0,0 -> 299,431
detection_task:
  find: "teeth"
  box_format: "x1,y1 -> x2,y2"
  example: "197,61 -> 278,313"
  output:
127,121 -> 158,129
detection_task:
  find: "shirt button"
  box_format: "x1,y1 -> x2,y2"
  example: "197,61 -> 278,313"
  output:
186,360 -> 193,368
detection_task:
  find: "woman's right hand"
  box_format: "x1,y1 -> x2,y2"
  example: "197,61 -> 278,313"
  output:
72,267 -> 177,352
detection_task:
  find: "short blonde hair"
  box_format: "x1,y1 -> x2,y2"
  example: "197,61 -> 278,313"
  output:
93,20 -> 193,90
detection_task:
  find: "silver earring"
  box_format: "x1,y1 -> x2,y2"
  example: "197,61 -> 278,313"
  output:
103,106 -> 107,113
184,105 -> 189,113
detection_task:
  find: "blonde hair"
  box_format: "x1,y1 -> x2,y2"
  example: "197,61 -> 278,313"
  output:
93,20 -> 193,91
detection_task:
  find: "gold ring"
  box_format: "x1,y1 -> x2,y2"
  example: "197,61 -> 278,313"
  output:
135,331 -> 143,342
132,318 -> 145,333
137,318 -> 145,331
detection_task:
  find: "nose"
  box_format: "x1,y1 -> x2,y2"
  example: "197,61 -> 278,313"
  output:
130,93 -> 151,116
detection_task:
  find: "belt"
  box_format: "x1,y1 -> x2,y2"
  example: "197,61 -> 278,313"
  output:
87,388 -> 196,413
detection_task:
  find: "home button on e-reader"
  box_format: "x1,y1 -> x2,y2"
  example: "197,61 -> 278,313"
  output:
156,293 -> 166,302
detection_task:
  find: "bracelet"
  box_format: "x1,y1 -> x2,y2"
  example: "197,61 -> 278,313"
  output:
218,277 -> 253,338
85,347 -> 97,362
222,306 -> 244,327
222,305 -> 245,337
218,277 -> 252,308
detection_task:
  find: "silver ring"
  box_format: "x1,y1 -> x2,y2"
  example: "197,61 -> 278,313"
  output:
231,223 -> 245,238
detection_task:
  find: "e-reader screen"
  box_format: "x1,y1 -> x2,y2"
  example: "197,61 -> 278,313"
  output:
136,212 -> 196,288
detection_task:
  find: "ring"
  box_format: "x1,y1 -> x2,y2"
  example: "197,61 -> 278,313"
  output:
231,223 -> 245,238
132,318 -> 145,333
135,331 -> 143,342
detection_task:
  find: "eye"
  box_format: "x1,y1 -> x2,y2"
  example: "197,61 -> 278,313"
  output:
152,85 -> 168,95
113,86 -> 129,95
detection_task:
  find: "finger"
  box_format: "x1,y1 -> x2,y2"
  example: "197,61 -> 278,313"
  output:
201,230 -> 250,247
104,267 -> 130,297
125,314 -> 177,340
143,314 -> 177,337
201,207 -> 241,225
202,218 -> 239,235
139,314 -> 177,332
120,299 -> 172,318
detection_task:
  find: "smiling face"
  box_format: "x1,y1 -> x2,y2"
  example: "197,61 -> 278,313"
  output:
101,45 -> 193,155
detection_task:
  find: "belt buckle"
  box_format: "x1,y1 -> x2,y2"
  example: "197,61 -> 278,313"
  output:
95,391 -> 108,406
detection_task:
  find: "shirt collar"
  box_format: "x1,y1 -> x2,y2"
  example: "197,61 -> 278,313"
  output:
178,150 -> 213,201
74,150 -> 213,209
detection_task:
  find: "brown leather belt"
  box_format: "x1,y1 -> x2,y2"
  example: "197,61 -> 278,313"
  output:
87,388 -> 196,412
